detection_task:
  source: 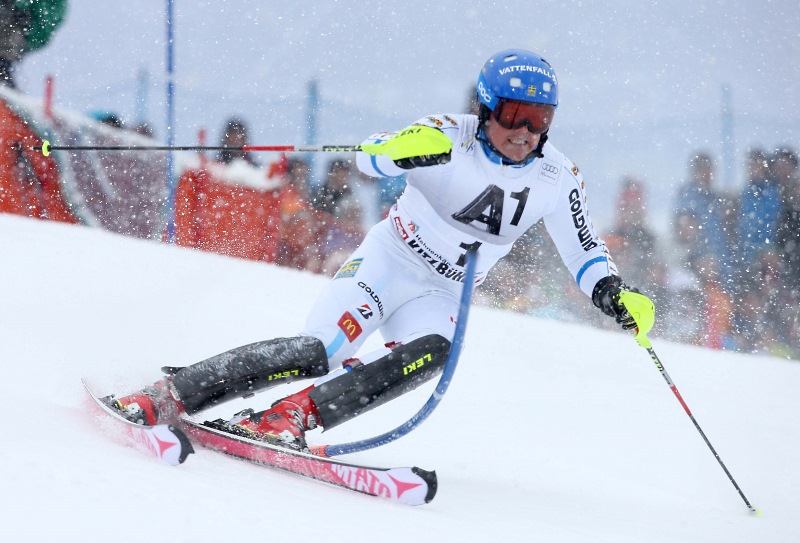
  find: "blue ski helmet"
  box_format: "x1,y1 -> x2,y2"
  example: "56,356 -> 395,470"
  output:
476,49 -> 559,111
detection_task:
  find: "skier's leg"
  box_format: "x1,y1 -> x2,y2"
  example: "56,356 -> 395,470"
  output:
232,287 -> 460,447
108,221 -> 418,426
109,336 -> 329,425
299,219 -> 429,367
311,288 -> 460,429
231,333 -> 451,448
171,336 -> 329,414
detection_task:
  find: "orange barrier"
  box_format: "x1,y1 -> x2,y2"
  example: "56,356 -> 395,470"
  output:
0,89 -> 359,272
174,168 -> 282,262
0,99 -> 77,223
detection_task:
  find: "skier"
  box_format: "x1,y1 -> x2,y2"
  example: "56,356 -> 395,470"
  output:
107,49 -> 654,451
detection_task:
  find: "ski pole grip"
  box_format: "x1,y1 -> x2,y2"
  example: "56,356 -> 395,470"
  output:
618,290 -> 655,348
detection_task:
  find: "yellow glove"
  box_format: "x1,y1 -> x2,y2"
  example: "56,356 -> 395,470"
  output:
618,290 -> 656,348
360,125 -> 452,167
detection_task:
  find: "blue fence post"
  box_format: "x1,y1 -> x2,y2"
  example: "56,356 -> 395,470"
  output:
164,0 -> 177,242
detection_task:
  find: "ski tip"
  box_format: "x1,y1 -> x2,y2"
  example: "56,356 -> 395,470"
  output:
168,424 -> 196,464
412,467 -> 438,504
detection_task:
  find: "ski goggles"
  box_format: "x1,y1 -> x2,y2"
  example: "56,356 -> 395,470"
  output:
492,99 -> 555,134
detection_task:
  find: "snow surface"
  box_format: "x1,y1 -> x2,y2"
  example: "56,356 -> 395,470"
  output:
2,213 -> 799,542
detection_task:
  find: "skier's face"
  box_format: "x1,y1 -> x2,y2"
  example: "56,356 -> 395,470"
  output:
486,120 -> 541,163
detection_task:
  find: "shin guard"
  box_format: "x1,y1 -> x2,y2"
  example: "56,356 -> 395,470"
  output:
171,336 -> 328,414
308,334 -> 451,430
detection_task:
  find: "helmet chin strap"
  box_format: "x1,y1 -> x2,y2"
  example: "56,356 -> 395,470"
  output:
476,107 -> 547,166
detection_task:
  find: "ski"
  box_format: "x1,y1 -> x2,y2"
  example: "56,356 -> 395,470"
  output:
179,417 -> 438,505
83,380 -> 434,504
82,379 -> 194,466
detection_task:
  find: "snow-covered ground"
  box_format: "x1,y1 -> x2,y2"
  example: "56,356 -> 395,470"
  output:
2,213 -> 798,542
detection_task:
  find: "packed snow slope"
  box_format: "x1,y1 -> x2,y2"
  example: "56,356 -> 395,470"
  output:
2,213 -> 799,543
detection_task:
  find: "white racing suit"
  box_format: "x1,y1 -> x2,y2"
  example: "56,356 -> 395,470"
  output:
302,113 -> 617,369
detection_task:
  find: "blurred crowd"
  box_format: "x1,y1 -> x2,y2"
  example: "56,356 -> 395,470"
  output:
254,134 -> 800,361
473,147 -> 800,361
186,116 -> 402,275
77,85 -> 800,365
270,151 -> 405,276
53,85 -> 800,361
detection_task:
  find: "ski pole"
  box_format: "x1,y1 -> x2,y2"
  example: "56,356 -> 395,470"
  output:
618,291 -> 760,515
31,139 -> 363,157
33,126 -> 449,159
315,249 -> 478,458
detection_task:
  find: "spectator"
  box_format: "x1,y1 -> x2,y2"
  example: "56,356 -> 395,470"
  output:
604,176 -> 672,326
0,0 -> 66,89
662,211 -> 705,343
217,117 -> 258,166
131,122 -> 155,138
465,85 -> 480,115
733,289 -> 770,353
314,159 -> 365,272
472,259 -> 535,313
689,252 -> 735,350
277,157 -> 325,273
772,146 -> 799,196
774,148 -> 800,292
673,152 -> 734,290
282,157 -> 313,210
663,271 -> 704,345
314,159 -> 362,220
94,112 -> 123,129
277,158 -> 382,276
732,249 -> 787,355
781,307 -> 800,360
736,148 -> 782,279
605,176 -> 658,289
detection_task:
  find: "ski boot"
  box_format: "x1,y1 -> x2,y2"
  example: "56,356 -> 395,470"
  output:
212,385 -> 321,451
103,379 -> 185,426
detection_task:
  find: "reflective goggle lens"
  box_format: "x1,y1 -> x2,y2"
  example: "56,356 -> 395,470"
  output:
493,100 -> 554,133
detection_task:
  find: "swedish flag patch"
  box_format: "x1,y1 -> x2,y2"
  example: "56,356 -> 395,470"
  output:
334,258 -> 363,279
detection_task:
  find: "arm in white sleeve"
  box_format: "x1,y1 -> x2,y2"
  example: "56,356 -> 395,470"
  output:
355,132 -> 407,178
543,161 -> 619,297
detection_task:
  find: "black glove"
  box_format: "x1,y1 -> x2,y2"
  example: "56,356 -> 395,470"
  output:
592,275 -> 638,330
394,151 -> 452,170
